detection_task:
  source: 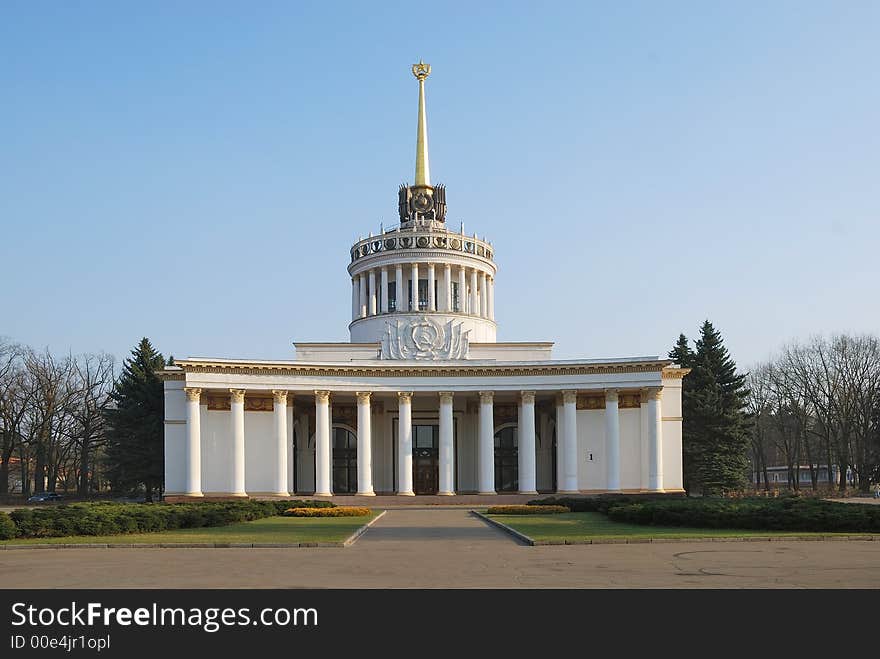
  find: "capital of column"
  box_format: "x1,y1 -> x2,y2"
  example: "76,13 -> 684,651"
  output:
184,387 -> 202,402
356,391 -> 372,404
562,390 -> 577,405
520,390 -> 536,405
314,390 -> 331,403
479,390 -> 494,404
605,388 -> 619,403
438,391 -> 454,404
645,387 -> 663,401
272,390 -> 288,405
398,391 -> 413,403
229,389 -> 246,404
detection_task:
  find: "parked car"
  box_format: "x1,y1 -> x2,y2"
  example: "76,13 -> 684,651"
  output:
27,492 -> 63,503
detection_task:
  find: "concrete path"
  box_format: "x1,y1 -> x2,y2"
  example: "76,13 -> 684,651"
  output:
2,508 -> 880,588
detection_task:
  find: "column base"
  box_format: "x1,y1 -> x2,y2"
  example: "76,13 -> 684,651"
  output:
356,491 -> 376,496
228,492 -> 249,498
269,492 -> 291,498
437,491 -> 455,496
314,492 -> 333,497
397,491 -> 415,496
517,490 -> 538,495
477,491 -> 497,495
556,490 -> 580,495
182,492 -> 204,498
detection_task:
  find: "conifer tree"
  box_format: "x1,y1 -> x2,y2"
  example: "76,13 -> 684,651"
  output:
103,338 -> 166,501
670,321 -> 750,495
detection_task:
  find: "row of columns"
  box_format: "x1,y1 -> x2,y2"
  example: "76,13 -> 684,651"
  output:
181,387 -> 664,497
350,264 -> 495,320
183,388 -> 291,498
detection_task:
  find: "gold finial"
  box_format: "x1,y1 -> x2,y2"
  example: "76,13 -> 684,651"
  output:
412,60 -> 431,81
412,60 -> 431,187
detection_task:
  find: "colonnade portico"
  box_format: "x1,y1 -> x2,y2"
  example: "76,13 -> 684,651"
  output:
351,263 -> 495,319
176,385 -> 667,498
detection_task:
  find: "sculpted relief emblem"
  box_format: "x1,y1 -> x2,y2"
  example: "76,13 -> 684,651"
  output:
381,316 -> 470,360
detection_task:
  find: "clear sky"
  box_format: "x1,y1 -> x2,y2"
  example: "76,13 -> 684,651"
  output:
2,1 -> 878,370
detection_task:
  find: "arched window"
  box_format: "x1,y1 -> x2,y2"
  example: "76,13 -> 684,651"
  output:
332,426 -> 357,494
494,425 -> 518,493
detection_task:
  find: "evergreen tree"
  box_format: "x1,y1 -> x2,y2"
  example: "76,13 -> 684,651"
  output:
103,338 -> 166,501
671,321 -> 750,495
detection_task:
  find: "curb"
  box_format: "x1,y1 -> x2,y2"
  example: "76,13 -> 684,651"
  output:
471,511 -> 535,545
343,510 -> 387,547
0,511 -> 389,550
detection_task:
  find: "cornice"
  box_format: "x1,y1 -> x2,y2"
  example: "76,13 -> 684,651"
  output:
166,359 -> 674,379
348,250 -> 497,277
661,367 -> 691,379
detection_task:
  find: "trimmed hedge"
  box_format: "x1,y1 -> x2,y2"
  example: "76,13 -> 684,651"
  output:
282,507 -> 371,517
0,512 -> 16,540
604,497 -> 880,533
487,505 -> 570,515
528,494 -> 682,514
5,499 -> 335,539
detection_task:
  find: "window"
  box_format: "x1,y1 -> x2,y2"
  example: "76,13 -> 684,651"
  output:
388,281 -> 397,312
494,426 -> 518,492
452,282 -> 460,312
418,279 -> 428,310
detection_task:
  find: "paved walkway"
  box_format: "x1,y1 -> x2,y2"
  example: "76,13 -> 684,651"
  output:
2,508 -> 880,588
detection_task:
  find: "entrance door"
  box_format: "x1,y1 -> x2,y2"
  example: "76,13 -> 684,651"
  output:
413,424 -> 439,495
332,427 -> 358,494
494,426 -> 518,492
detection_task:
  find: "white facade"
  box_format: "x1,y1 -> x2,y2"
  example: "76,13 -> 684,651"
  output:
161,63 -> 688,499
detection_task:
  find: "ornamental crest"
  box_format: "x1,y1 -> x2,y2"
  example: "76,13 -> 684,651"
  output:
380,316 -> 470,360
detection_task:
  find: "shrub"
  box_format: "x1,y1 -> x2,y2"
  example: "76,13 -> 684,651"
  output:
0,513 -> 17,540
528,494 -> 683,514
4,499 -> 337,540
281,507 -> 371,517
487,505 -> 570,515
604,497 -> 880,533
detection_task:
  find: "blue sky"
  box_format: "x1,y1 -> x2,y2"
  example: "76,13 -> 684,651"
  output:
1,1 -> 878,369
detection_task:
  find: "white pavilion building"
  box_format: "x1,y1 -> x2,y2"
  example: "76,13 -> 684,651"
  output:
161,63 -> 687,500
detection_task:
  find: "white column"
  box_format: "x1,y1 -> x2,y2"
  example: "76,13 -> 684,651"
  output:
438,392 -> 455,495
647,387 -> 664,492
380,267 -> 389,313
314,391 -> 332,496
368,269 -> 377,316
356,392 -> 375,496
351,278 -> 358,321
411,263 -> 419,310
272,390 -> 290,497
478,391 -> 496,494
519,391 -> 537,494
358,274 -> 367,319
395,264 -> 404,312
427,263 -> 436,311
560,390 -> 579,493
230,389 -> 247,496
457,266 -> 466,313
470,268 -> 478,316
184,388 -> 203,497
397,392 -> 414,495
605,389 -> 621,492
488,277 -> 495,320
479,272 -> 487,318
444,263 -> 452,312
640,389 -> 650,491
555,395 -> 565,493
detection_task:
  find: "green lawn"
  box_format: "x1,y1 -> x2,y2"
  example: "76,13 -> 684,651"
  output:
0,512 -> 380,546
487,512 -> 873,542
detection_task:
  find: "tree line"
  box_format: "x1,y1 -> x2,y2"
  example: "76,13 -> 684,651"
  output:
747,335 -> 880,493
0,337 -> 167,500
671,323 -> 880,495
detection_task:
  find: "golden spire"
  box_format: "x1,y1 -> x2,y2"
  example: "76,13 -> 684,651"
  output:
412,60 -> 431,187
